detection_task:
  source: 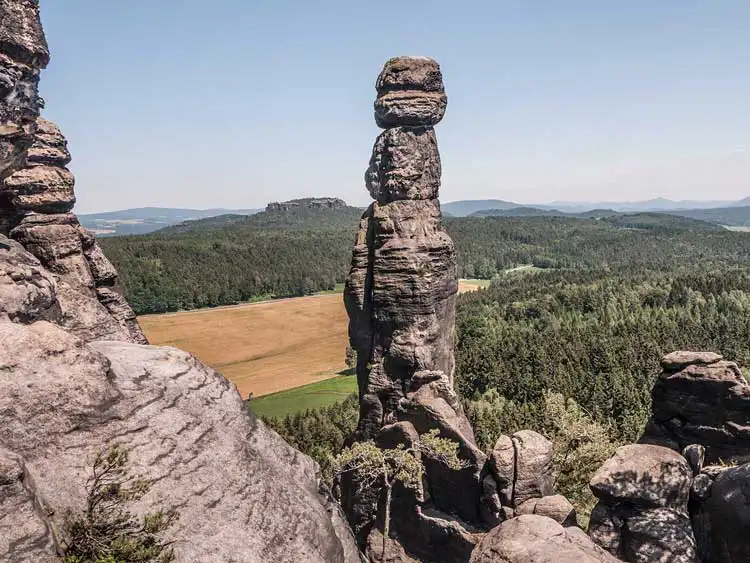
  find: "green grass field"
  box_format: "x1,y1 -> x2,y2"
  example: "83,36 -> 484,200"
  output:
250,374 -> 358,419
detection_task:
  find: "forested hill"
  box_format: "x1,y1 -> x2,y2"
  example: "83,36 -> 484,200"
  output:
99,210 -> 749,315
470,205 -> 750,227
156,204 -> 364,234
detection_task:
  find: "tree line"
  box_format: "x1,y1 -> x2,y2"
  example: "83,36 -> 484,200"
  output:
101,207 -> 750,315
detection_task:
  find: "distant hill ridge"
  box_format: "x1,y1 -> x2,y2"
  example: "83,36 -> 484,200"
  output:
81,196 -> 750,236
444,196 -> 750,216
468,204 -> 750,227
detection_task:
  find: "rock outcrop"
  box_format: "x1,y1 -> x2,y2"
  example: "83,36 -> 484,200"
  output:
1,115 -> 147,343
266,197 -> 347,212
588,350 -> 750,562
640,351 -> 750,464
588,444 -> 696,562
0,320 -> 360,563
341,56 -> 484,562
0,2 -> 360,562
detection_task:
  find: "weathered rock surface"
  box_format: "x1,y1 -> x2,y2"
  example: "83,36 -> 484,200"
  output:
516,495 -> 576,527
0,233 -> 57,322
512,430 -> 554,507
1,120 -> 147,343
366,126 -> 441,203
374,56 -> 447,128
3,164 -> 75,212
589,444 -> 696,562
590,444 -> 692,509
470,515 -> 621,563
690,462 -> 750,563
0,0 -> 49,178
640,351 -> 750,464
0,320 -> 360,562
488,435 -> 515,506
0,446 -> 58,563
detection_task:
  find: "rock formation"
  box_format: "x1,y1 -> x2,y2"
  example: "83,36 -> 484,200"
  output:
341,56 -> 479,561
266,197 -> 347,212
588,350 -> 750,562
588,444 -> 696,562
470,515 -> 621,563
340,56 -> 605,563
0,2 -> 360,562
0,321 -> 359,563
1,113 -> 148,343
640,351 -> 750,464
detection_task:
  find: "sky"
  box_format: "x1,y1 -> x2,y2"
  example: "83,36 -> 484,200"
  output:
38,0 -> 750,213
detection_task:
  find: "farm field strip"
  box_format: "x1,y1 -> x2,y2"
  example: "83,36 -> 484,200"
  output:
138,278 -> 492,402
138,293 -> 349,398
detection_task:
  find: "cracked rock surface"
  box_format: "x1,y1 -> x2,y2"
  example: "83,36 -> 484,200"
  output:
0,320 -> 360,562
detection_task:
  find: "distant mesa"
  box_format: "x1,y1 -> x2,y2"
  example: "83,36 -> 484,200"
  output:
266,197 -> 347,213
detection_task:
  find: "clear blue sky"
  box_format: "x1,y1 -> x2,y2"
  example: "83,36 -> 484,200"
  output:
39,0 -> 750,213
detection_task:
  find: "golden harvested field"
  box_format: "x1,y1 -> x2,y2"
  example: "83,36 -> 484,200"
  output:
139,281 -> 482,400
138,294 -> 349,398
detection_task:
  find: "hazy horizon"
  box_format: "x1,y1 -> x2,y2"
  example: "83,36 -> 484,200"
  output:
39,1 -> 750,214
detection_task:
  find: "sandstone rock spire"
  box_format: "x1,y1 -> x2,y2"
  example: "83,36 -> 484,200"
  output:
341,55 -> 487,562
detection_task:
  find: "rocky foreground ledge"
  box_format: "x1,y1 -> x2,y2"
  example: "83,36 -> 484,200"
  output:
0,320 -> 360,562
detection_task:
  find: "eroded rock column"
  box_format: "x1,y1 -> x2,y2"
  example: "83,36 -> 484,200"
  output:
342,55 -> 486,562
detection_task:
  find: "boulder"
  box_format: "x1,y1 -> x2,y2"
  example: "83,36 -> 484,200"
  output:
511,430 -> 554,507
589,444 -> 692,509
0,320 -> 360,562
588,444 -> 696,562
640,351 -> 750,463
516,495 -> 577,527
469,515 -> 621,563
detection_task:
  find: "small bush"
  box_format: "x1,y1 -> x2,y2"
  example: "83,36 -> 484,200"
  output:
62,445 -> 177,563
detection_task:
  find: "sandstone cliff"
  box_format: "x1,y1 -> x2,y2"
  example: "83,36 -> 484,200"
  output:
0,2 -> 360,561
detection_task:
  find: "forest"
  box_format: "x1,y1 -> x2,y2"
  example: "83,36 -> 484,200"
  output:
100,205 -> 745,315
265,266 -> 750,518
